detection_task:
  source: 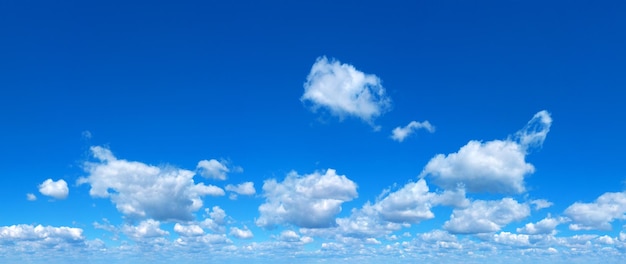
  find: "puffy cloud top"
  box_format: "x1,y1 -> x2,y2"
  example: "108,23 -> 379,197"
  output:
420,110 -> 551,194
78,146 -> 224,221
256,169 -> 358,228
301,57 -> 392,125
38,179 -> 69,199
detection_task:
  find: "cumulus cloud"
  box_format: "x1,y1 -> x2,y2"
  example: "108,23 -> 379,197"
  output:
256,169 -> 358,228
201,206 -> 228,234
122,219 -> 169,241
38,179 -> 69,199
196,159 -> 230,180
564,191 -> 626,230
78,146 -> 225,221
517,215 -> 566,235
391,120 -> 435,142
174,223 -> 204,237
225,182 -> 256,199
444,198 -> 530,234
301,179 -> 468,241
26,193 -> 36,201
230,226 -> 253,239
370,179 -> 468,224
420,110 -> 552,194
493,232 -> 530,246
301,56 -> 392,125
0,224 -> 84,245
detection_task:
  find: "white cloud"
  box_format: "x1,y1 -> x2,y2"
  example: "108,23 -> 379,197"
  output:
225,181 -> 256,197
276,230 -> 313,244
230,226 -> 253,239
368,179 -> 468,224
444,198 -> 530,234
421,140 -> 533,193
597,235 -> 615,245
78,146 -> 225,221
419,230 -> 457,242
564,191 -> 626,230
26,193 -> 36,201
122,219 -> 169,241
514,110 -> 552,149
420,110 -> 552,194
201,206 -> 228,233
196,159 -> 230,180
256,169 -> 358,228
174,223 -> 204,237
371,179 -> 435,223
391,120 -> 435,142
38,179 -> 69,199
517,215 -> 565,235
301,56 -> 392,125
493,232 -> 530,246
0,224 -> 84,244
530,199 -> 553,210
278,230 -> 301,242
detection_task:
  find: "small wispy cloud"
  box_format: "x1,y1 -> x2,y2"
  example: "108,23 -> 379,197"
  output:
391,120 -> 435,142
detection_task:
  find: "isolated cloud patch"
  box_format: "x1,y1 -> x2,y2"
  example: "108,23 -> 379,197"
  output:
444,198 -> 530,234
420,110 -> 552,194
391,120 -> 435,142
564,191 -> 626,230
196,159 -> 230,180
256,169 -> 358,229
301,56 -> 392,125
78,146 -> 225,222
38,179 -> 69,199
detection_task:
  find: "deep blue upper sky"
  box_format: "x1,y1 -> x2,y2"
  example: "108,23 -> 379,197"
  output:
1,1 -> 625,263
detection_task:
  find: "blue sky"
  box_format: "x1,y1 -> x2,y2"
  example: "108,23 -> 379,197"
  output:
1,1 -> 626,263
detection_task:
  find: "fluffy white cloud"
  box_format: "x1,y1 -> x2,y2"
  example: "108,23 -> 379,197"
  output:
564,191 -> 626,230
196,159 -> 230,180
421,140 -> 533,193
420,110 -> 552,194
301,56 -> 392,125
493,232 -> 530,246
174,223 -> 204,237
201,206 -> 228,233
391,120 -> 435,142
517,215 -> 565,235
38,179 -> 69,199
0,224 -> 83,244
444,198 -> 530,234
122,219 -> 169,242
225,182 -> 256,196
372,179 -> 435,223
369,179 -> 468,224
78,146 -> 225,221
26,193 -> 36,201
230,226 -> 253,239
256,169 -> 358,228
